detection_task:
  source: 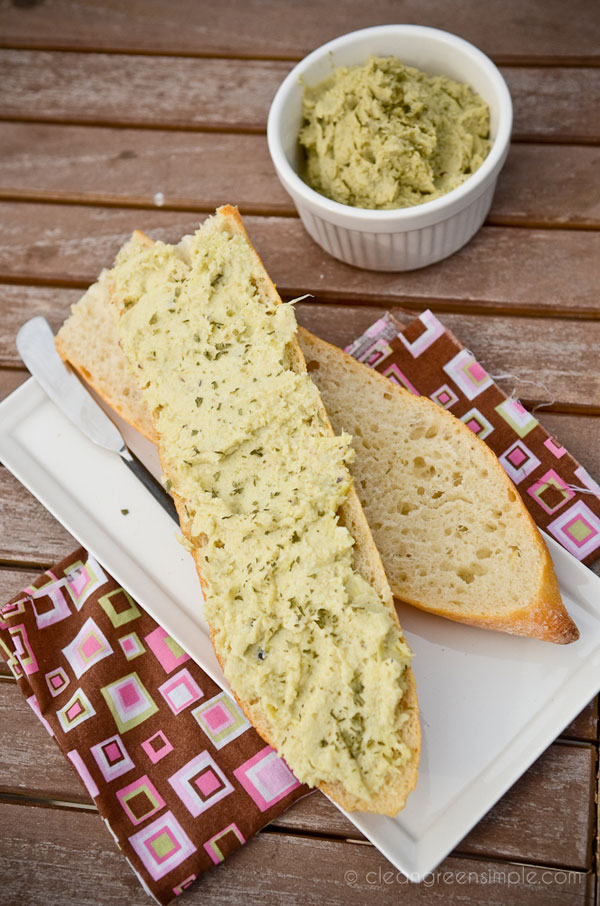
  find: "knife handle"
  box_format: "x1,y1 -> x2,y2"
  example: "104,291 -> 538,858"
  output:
119,447 -> 180,525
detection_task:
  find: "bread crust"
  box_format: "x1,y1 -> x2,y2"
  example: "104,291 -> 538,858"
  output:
55,328 -> 157,443
110,206 -> 420,816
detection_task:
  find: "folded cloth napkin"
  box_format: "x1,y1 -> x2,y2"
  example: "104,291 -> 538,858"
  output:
346,310 -> 600,567
0,549 -> 309,905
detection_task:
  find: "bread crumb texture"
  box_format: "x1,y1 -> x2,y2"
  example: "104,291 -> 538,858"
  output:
110,212 -> 414,803
300,330 -> 575,638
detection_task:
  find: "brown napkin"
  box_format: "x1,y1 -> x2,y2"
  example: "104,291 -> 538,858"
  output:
346,310 -> 600,566
0,549 -> 309,904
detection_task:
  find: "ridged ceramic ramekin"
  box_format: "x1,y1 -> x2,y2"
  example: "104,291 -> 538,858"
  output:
267,25 -> 512,271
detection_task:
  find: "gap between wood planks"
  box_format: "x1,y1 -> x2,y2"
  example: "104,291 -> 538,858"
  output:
0,189 -> 598,233
0,115 -> 260,137
1,114 -> 598,147
0,556 -> 52,571
0,784 -> 594,876
0,42 -> 598,67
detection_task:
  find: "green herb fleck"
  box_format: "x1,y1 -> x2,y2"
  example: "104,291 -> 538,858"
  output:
315,608 -> 328,629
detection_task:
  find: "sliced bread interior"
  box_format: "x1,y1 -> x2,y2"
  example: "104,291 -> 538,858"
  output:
56,268 -> 155,442
300,330 -> 578,644
99,206 -> 419,816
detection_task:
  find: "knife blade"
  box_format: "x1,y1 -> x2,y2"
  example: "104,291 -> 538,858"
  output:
16,316 -> 179,525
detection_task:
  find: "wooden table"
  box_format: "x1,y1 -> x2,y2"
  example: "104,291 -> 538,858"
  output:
0,3 -> 599,904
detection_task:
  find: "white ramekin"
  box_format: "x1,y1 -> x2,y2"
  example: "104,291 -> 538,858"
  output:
267,25 -> 513,271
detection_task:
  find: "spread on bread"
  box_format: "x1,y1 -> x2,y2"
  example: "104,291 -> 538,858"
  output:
108,211 -> 417,807
55,229 -> 578,646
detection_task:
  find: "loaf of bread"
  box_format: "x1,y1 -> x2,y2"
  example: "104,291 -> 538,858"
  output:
56,229 -> 577,645
94,206 -> 420,816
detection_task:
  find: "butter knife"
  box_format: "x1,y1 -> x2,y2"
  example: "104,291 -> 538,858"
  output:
16,316 -> 179,525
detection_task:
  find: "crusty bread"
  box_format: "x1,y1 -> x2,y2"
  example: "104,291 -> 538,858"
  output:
300,330 -> 578,645
56,251 -> 577,646
56,267 -> 156,441
100,206 -> 420,816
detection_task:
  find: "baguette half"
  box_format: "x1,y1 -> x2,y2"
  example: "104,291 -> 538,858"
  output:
100,206 -> 420,815
56,241 -> 577,645
299,330 -> 578,645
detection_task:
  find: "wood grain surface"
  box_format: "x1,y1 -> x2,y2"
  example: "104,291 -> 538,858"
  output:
0,467 -> 77,564
0,800 -> 593,905
1,0 -> 599,64
0,51 -> 599,142
0,567 -> 42,606
0,204 -> 599,317
2,124 -> 599,228
0,2 -> 598,903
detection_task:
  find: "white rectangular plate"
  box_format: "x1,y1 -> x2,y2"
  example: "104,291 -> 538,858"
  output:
1,377 -> 600,880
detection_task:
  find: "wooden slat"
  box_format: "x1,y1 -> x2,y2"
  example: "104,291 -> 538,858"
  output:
0,566 -> 46,604
0,205 -> 598,317
0,467 -> 76,565
0,801 -> 594,905
2,287 -> 600,409
0,52 -> 286,132
0,0 -> 598,64
0,123 -> 291,216
0,680 -> 593,867
563,700 -> 598,742
2,124 -> 599,227
491,144 -> 600,228
0,368 -> 28,401
0,284 -> 82,368
0,51 -> 599,142
257,222 -> 600,318
506,68 -> 600,144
